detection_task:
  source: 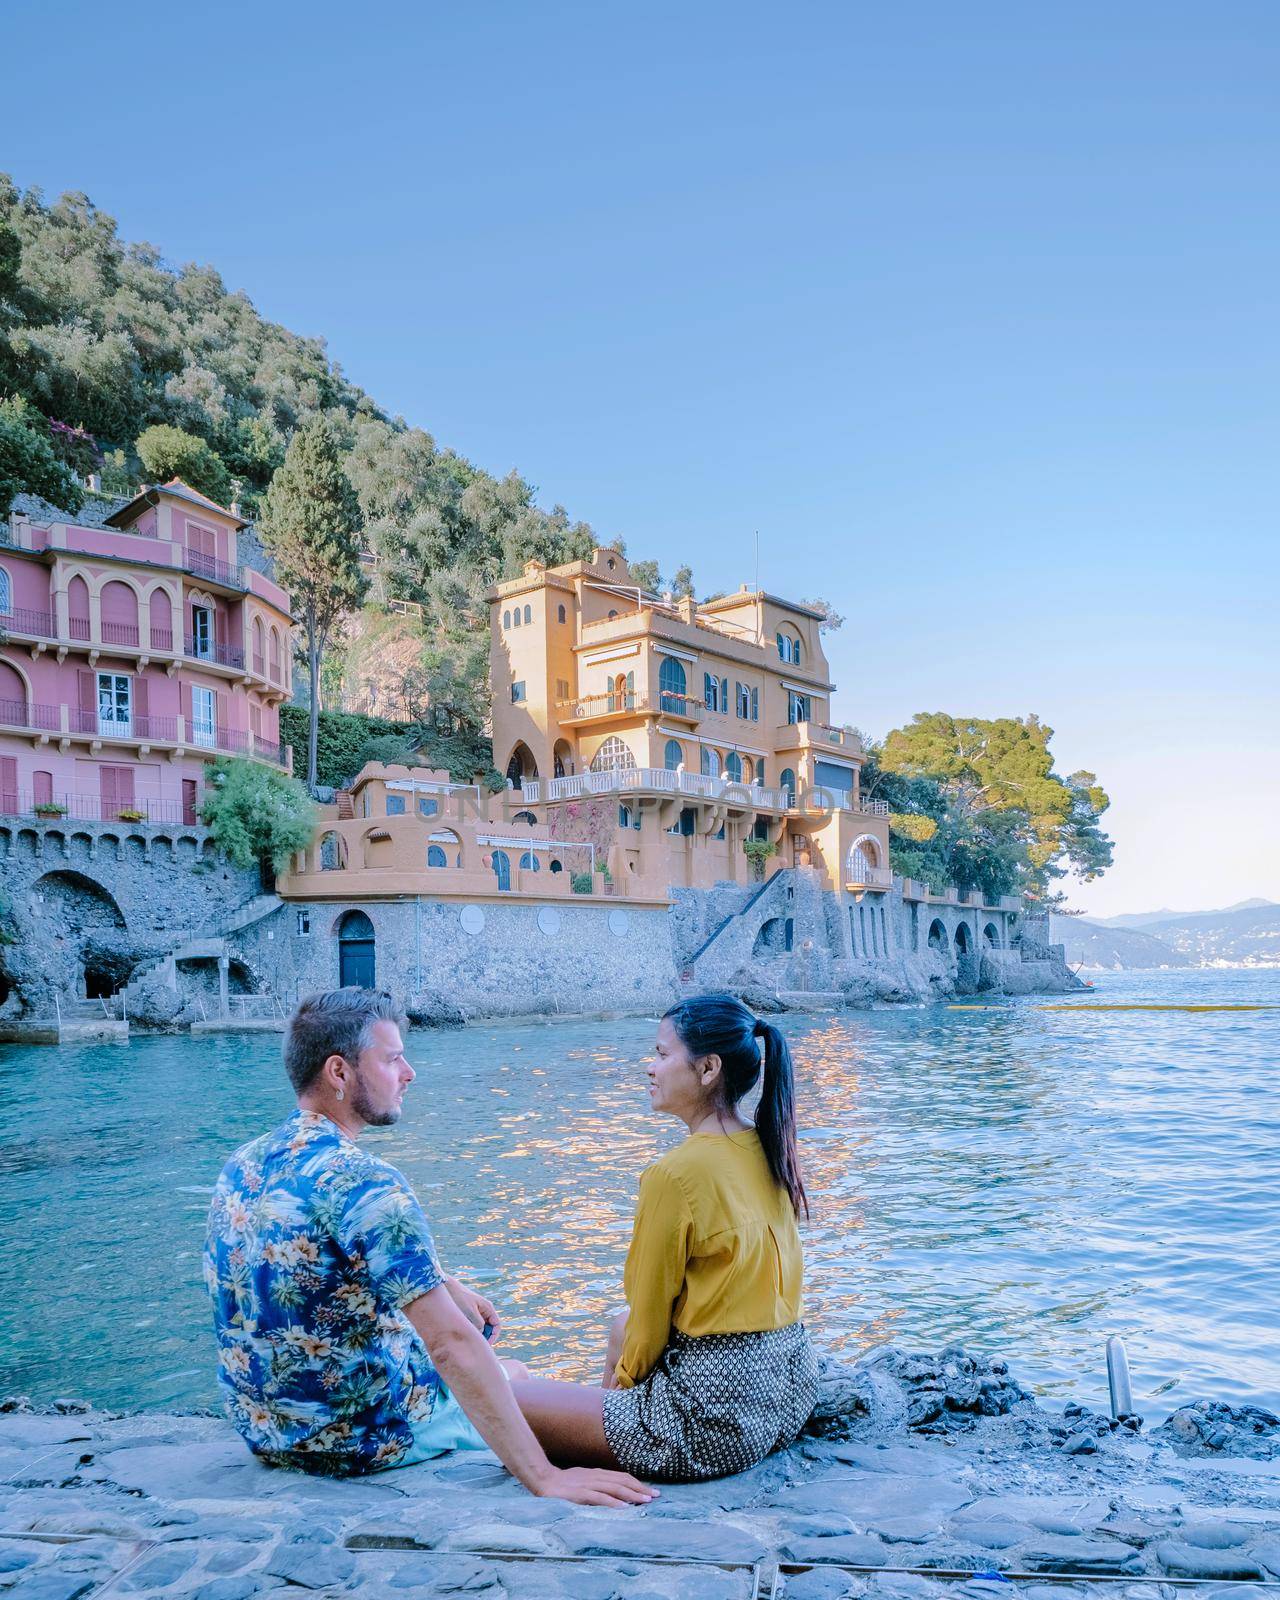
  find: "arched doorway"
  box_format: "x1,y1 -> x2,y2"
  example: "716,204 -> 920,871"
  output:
552,739 -> 574,779
337,910 -> 376,988
954,921 -> 971,956
927,918 -> 948,952
505,743 -> 537,790
658,656 -> 687,712
490,849 -> 511,891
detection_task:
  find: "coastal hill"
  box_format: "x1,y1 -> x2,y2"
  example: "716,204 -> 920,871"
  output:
1053,900 -> 1280,970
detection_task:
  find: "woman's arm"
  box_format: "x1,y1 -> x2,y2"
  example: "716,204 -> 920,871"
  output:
614,1165 -> 693,1389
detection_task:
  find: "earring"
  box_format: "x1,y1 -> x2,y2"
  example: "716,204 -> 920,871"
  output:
336,1087 -> 344,1102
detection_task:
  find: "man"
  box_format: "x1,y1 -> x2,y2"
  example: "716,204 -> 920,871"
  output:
204,988 -> 653,1506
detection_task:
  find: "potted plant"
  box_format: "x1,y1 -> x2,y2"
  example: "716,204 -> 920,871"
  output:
117,806 -> 146,822
743,837 -> 777,881
33,801 -> 67,818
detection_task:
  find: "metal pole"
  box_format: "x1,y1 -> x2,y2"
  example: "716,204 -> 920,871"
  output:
1106,1335 -> 1134,1419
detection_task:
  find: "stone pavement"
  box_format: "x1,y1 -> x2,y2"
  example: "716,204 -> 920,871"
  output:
3,1351 -> 1280,1600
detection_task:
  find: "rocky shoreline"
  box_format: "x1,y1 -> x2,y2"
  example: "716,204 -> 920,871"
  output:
3,1348 -> 1279,1600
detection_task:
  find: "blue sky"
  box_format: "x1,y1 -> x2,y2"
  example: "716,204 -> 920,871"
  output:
6,1 -> 1277,916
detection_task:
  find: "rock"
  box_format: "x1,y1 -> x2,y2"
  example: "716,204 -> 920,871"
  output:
0,1548 -> 40,1574
1154,1401 -> 1280,1459
946,1520 -> 1028,1550
780,1534 -> 889,1567
264,1544 -> 356,1588
1179,1520 -> 1251,1549
444,1522 -> 554,1555
1253,1541 -> 1280,1577
1019,1538 -> 1141,1575
779,1570 -> 863,1599
122,1545 -> 198,1588
6,1576 -> 97,1600
202,1545 -> 257,1574
555,1515 -> 767,1565
869,1514 -> 942,1545
190,1579 -> 278,1600
1155,1542 -> 1265,1580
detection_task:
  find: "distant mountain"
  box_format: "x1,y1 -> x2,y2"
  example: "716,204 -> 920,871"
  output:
1098,899 -> 1276,930
1056,902 -> 1280,970
1051,918 -> 1193,971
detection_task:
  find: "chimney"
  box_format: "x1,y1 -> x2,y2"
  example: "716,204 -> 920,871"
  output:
678,596 -> 696,625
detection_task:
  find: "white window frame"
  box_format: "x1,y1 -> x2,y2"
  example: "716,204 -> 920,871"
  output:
191,604 -> 214,659
97,672 -> 132,736
191,684 -> 216,748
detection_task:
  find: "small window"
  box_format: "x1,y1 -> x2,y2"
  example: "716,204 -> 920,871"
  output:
0,565 -> 11,615
556,678 -> 570,701
715,823 -> 726,840
607,557 -> 616,571
386,794 -> 406,815
701,747 -> 720,778
550,858 -> 563,873
296,911 -> 311,936
788,691 -> 811,725
511,681 -> 526,703
418,796 -> 439,818
523,604 -> 532,624
557,604 -> 567,623
736,681 -> 750,719
725,752 -> 743,782
608,609 -> 618,619
619,803 -> 640,830
664,739 -> 683,771
514,810 -> 537,825
512,609 -> 521,627
427,844 -> 447,868
503,609 -> 511,628
519,850 -> 541,871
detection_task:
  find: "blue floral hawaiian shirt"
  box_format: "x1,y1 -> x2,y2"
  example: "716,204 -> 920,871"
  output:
204,1109 -> 445,1474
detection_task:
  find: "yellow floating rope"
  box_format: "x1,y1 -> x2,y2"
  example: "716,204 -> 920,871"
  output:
1037,1004 -> 1277,1013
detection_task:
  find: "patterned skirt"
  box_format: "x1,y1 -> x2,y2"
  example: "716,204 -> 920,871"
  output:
601,1323 -> 818,1483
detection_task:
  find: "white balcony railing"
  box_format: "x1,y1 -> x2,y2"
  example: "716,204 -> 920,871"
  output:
520,768 -> 894,816
846,863 -> 894,889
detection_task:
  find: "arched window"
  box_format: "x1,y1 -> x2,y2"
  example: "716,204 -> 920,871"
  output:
780,768 -> 796,804
557,604 -> 566,623
269,625 -> 282,681
701,747 -> 721,778
519,850 -> 541,871
725,752 -> 743,783
252,617 -> 265,675
549,858 -> 563,873
512,609 -> 521,627
664,739 -> 683,771
503,609 -> 511,628
607,609 -> 618,619
776,627 -> 802,665
514,810 -> 537,826
658,656 -> 686,712
523,604 -> 532,624
428,829 -> 460,866
427,844 -> 447,868
319,831 -> 344,870
754,759 -> 765,785
0,566 -> 11,616
590,737 -> 636,772
491,849 -> 511,891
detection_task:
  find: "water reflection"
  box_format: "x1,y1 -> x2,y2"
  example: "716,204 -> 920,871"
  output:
0,968 -> 1277,1417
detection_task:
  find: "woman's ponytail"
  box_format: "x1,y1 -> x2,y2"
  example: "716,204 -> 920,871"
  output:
662,995 -> 810,1220
754,1020 -> 809,1219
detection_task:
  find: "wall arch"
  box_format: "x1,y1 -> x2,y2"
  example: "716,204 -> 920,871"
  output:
927,917 -> 949,952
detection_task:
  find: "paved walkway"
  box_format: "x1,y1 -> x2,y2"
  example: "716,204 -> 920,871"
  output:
3,1351 -> 1279,1599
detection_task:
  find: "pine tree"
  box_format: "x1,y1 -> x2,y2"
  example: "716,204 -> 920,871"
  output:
258,416 -> 367,790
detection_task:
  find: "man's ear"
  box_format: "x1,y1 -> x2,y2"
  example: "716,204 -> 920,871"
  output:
322,1052 -> 352,1094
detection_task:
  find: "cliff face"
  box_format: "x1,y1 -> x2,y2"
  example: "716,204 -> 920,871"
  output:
1052,917 -> 1193,971
1054,903 -> 1280,970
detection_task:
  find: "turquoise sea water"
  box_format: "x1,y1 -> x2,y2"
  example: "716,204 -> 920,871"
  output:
0,967 -> 1276,1420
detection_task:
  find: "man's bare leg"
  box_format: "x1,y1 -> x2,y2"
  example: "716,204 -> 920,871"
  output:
509,1379 -> 618,1468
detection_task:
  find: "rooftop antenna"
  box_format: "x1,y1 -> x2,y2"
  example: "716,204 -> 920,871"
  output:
753,529 -> 759,594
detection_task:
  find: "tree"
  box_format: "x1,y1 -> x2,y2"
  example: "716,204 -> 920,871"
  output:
629,558 -> 661,592
258,416 -> 367,789
135,423 -> 230,504
671,564 -> 695,600
198,758 -> 316,876
803,597 -> 845,632
874,712 -> 1112,903
0,395 -> 83,516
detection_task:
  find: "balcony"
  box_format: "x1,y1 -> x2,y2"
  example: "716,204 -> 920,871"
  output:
776,720 -> 863,754
184,634 -> 247,671
557,691 -> 703,726
0,697 -> 287,766
183,546 -> 246,591
846,862 -> 894,891
0,788 -> 194,825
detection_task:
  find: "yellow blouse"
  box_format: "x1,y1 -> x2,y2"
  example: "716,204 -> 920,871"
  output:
614,1128 -> 804,1389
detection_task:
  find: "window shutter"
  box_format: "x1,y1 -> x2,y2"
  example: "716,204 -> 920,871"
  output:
133,676 -> 149,722
100,765 -> 117,814
751,687 -> 759,721
215,691 -> 226,738
117,765 -> 135,806
78,670 -> 96,715
33,769 -> 53,806
180,680 -> 191,724
720,677 -> 729,711
0,755 -> 17,810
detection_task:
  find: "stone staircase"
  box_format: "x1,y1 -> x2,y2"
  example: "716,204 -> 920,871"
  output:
120,893 -> 282,1006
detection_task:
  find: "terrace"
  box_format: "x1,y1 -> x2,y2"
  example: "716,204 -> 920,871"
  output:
0,695 -> 288,766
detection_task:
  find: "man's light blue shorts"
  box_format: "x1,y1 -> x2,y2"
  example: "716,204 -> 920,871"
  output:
397,1382 -> 490,1465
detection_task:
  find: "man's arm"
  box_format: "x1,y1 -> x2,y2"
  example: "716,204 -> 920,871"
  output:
404,1285 -> 654,1507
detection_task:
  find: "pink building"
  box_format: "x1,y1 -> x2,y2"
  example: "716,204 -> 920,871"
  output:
0,479 -> 294,826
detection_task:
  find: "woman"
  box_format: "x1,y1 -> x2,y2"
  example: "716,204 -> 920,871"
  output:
511,993 -> 817,1482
